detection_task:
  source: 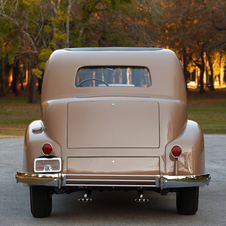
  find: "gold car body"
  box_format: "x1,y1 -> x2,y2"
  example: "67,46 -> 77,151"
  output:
16,47 -> 210,190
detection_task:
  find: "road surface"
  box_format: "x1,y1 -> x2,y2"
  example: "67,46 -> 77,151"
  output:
0,135 -> 225,226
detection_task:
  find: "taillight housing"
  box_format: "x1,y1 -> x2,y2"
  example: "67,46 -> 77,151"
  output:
42,143 -> 53,156
171,145 -> 182,158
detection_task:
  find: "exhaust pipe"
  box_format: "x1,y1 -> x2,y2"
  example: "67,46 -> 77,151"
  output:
78,190 -> 92,202
135,190 -> 149,203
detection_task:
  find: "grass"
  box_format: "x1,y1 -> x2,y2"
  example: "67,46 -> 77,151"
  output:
0,89 -> 225,137
0,95 -> 41,137
187,88 -> 226,134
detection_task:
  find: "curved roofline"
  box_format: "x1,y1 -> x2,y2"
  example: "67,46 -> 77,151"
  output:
41,48 -> 186,103
64,47 -> 164,51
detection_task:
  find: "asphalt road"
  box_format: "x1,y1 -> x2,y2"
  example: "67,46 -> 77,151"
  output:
0,135 -> 225,226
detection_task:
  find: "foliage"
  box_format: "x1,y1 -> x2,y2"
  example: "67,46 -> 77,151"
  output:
32,48 -> 53,78
0,0 -> 226,96
0,19 -> 20,64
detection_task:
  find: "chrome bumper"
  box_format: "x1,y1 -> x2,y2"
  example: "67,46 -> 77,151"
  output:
15,172 -> 211,190
157,174 -> 211,190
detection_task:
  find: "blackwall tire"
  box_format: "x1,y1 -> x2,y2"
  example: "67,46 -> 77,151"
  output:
30,186 -> 52,218
176,187 -> 199,215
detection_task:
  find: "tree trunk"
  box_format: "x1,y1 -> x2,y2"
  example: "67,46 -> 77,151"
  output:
27,57 -> 37,103
66,1 -> 70,48
12,58 -> 20,96
207,54 -> 215,91
0,57 -> 6,97
20,64 -> 24,91
220,51 -> 224,86
183,47 -> 188,91
199,69 -> 205,93
38,77 -> 43,95
66,0 -> 75,47
199,51 -> 205,94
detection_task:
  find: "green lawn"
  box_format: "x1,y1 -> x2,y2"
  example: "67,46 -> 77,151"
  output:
0,89 -> 225,137
188,106 -> 226,134
0,96 -> 41,137
187,89 -> 226,134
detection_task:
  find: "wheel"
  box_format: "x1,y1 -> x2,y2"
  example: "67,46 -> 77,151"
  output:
176,187 -> 199,215
30,186 -> 52,218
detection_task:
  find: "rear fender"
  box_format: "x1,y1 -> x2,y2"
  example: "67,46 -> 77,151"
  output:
23,120 -> 61,173
165,120 -> 205,175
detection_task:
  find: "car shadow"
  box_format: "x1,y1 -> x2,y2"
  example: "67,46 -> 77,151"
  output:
51,190 -> 178,222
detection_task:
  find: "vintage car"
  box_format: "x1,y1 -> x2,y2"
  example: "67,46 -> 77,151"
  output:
16,47 -> 211,218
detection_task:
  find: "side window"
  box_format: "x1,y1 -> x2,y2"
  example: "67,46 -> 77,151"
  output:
75,66 -> 151,87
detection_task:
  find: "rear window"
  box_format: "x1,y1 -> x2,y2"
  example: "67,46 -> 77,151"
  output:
75,66 -> 151,87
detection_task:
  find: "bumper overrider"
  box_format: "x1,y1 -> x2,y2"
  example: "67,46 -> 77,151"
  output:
15,172 -> 211,190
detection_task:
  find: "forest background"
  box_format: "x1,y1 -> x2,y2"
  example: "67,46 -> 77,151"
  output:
1,0 -> 226,100
0,0 -> 226,136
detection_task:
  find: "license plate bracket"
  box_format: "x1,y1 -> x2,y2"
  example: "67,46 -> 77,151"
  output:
34,157 -> 61,173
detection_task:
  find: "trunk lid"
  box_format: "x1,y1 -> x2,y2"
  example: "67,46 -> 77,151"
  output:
67,100 -> 159,148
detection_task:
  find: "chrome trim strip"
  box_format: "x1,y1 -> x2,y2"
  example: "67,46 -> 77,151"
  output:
66,179 -> 155,182
65,184 -> 156,187
65,174 -> 156,187
66,174 -> 154,177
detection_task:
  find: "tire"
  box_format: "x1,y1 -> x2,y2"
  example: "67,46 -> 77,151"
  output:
30,186 -> 52,218
176,187 -> 199,215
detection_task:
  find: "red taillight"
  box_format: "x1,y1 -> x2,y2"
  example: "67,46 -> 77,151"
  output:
42,143 -> 53,156
171,145 -> 182,158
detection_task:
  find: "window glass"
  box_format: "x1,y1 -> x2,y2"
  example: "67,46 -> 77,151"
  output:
75,66 -> 151,87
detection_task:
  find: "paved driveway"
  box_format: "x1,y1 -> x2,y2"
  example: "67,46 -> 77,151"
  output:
0,135 -> 225,226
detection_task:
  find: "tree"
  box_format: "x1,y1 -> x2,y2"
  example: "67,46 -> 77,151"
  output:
0,0 -> 47,102
1,0 -> 225,98
76,0 -> 162,47
160,0 -> 225,93
211,0 -> 226,50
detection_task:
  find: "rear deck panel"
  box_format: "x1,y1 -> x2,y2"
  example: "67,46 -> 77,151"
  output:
67,101 -> 159,148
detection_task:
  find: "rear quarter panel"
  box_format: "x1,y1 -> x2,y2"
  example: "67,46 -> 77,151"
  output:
165,120 -> 205,176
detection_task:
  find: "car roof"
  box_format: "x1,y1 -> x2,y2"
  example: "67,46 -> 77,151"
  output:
41,48 -> 186,103
64,47 -> 163,51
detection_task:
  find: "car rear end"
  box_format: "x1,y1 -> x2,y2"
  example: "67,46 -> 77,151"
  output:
16,48 -> 210,217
